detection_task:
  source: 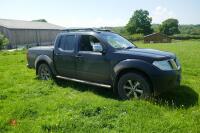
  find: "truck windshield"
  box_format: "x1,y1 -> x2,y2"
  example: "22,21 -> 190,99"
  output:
101,33 -> 136,49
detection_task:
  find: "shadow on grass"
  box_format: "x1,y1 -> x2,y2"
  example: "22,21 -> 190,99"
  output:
54,78 -> 116,99
54,78 -> 198,108
154,85 -> 199,109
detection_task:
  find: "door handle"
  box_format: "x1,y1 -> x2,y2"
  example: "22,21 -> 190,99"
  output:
55,53 -> 62,55
75,54 -> 83,58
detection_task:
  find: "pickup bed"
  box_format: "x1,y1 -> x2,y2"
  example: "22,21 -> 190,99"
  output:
27,28 -> 181,100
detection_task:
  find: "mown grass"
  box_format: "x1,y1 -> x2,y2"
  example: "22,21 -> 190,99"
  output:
0,40 -> 200,132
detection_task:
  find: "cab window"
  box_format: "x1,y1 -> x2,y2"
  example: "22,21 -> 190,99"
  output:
79,35 -> 101,51
59,35 -> 76,51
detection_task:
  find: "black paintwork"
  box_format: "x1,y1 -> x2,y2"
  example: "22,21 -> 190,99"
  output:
27,30 -> 181,95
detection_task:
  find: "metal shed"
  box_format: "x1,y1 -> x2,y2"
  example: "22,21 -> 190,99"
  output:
0,19 -> 65,48
144,33 -> 171,43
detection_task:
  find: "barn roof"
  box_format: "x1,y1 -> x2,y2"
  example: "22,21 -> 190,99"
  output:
0,19 -> 65,30
144,33 -> 169,38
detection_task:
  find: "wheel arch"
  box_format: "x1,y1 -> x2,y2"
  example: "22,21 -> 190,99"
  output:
35,55 -> 57,75
113,59 -> 155,93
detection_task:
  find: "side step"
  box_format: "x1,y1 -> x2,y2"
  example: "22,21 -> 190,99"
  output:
56,76 -> 111,88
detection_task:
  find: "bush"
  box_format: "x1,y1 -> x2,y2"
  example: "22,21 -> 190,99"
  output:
0,33 -> 9,50
171,34 -> 200,40
179,25 -> 200,35
124,34 -> 144,41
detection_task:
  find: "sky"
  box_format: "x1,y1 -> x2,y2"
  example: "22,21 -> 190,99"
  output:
0,0 -> 200,27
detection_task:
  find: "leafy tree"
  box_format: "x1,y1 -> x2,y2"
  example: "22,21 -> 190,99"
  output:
126,9 -> 153,35
32,19 -> 47,22
159,19 -> 180,35
0,33 -> 9,50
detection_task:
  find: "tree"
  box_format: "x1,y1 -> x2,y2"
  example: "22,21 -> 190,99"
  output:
0,33 -> 9,50
32,19 -> 47,22
126,9 -> 153,35
159,19 -> 180,35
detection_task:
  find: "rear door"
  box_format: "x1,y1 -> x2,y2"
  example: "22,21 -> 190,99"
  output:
54,34 -> 77,77
75,35 -> 110,84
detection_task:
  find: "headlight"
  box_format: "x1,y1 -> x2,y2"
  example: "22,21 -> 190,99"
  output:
153,60 -> 172,70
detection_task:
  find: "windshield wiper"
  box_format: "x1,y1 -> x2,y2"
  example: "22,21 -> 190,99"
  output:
116,46 -> 134,50
125,46 -> 134,49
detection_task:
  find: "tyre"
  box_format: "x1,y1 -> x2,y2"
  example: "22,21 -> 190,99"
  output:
37,63 -> 52,80
117,73 -> 151,100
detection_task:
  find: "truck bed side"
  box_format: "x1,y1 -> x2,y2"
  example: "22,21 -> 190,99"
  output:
27,46 -> 54,69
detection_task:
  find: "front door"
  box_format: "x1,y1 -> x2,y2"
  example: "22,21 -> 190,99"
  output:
76,35 -> 110,84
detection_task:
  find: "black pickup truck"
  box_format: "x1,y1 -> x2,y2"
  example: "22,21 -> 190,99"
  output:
27,28 -> 181,100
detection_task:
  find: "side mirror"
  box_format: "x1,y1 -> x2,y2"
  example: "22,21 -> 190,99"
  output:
92,44 -> 103,53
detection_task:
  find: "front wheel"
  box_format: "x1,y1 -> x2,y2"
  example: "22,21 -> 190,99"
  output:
37,63 -> 52,80
117,73 -> 151,100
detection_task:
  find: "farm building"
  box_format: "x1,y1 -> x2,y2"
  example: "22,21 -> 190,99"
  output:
144,33 -> 171,43
0,19 -> 65,48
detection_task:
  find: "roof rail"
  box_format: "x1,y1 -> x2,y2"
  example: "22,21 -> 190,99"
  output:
62,28 -> 94,32
62,28 -> 111,32
96,29 -> 111,32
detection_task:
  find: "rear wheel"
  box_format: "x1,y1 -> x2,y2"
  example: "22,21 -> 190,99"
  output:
117,73 -> 151,100
37,63 -> 52,80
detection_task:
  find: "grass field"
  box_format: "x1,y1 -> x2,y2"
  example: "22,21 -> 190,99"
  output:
0,40 -> 200,132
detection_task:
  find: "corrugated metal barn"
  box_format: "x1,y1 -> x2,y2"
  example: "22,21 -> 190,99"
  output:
0,19 -> 65,48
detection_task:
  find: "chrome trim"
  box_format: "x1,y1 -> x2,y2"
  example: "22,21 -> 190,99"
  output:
169,59 -> 178,70
56,76 -> 111,88
169,58 -> 181,70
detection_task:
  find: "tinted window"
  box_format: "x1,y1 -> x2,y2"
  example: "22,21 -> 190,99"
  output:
59,35 -> 76,51
79,35 -> 101,51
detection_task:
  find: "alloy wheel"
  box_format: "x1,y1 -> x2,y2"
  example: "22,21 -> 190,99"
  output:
39,64 -> 51,80
123,80 -> 144,98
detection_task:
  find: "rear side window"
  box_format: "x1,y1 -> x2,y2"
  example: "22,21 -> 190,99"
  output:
59,35 -> 76,51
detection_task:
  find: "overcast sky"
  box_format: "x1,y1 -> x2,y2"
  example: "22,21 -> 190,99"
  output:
1,0 -> 200,27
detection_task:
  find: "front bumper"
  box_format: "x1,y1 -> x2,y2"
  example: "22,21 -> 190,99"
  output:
152,69 -> 181,95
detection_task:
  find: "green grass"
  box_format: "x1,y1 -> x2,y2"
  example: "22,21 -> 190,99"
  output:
0,40 -> 200,132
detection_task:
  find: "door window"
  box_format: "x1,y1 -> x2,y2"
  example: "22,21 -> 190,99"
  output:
79,35 -> 101,51
59,35 -> 76,51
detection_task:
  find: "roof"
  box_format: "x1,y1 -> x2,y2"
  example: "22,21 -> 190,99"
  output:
0,19 -> 65,30
144,33 -> 169,38
62,28 -> 112,32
